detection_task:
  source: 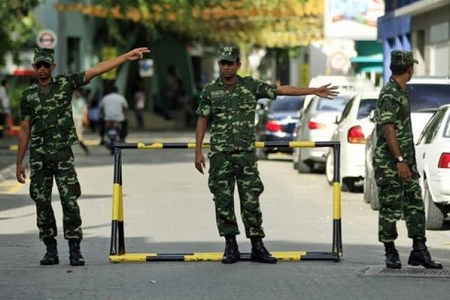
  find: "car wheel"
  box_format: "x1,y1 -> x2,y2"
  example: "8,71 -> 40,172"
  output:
342,177 -> 357,193
297,150 -> 312,173
256,148 -> 268,160
424,179 -> 445,230
369,178 -> 379,210
325,151 -> 334,186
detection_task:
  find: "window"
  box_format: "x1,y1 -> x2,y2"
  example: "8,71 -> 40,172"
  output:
357,99 -> 377,119
406,84 -> 450,112
317,96 -> 351,112
416,107 -> 447,145
269,96 -> 304,112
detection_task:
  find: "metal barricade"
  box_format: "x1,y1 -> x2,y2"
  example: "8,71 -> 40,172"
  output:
109,141 -> 342,263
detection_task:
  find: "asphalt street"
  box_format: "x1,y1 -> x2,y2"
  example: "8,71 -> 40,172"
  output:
1,131 -> 450,300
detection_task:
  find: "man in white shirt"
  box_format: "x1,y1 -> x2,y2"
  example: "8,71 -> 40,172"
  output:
100,85 -> 129,141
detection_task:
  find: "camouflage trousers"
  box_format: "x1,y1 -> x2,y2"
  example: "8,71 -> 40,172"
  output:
29,147 -> 83,241
208,151 -> 265,238
377,178 -> 425,242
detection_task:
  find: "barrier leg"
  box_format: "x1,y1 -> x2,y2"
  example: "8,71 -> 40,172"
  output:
332,144 -> 343,257
110,147 -> 125,256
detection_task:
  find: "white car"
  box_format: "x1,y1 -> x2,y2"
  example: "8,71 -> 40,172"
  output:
416,104 -> 450,230
292,93 -> 354,173
325,91 -> 379,192
364,76 -> 450,210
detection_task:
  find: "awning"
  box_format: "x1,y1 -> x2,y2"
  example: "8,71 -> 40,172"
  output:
350,54 -> 383,63
359,66 -> 383,73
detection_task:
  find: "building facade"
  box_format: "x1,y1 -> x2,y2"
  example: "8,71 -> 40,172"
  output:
378,0 -> 450,82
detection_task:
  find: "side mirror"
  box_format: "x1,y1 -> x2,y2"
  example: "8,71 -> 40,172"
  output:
369,110 -> 376,122
335,115 -> 340,124
297,109 -> 304,119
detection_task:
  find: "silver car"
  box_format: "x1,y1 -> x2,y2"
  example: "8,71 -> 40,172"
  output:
292,93 -> 355,173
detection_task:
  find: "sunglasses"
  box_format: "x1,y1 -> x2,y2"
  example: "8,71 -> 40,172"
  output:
35,62 -> 52,69
219,60 -> 236,66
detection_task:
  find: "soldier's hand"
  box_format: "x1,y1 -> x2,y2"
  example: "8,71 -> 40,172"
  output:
16,164 -> 26,184
195,152 -> 206,174
315,83 -> 339,99
396,162 -> 412,180
126,47 -> 151,61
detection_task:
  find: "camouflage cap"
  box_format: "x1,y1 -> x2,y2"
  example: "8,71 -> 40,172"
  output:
390,50 -> 418,67
34,48 -> 54,64
218,45 -> 239,62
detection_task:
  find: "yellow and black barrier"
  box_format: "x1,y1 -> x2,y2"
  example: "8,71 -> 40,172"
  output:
109,141 -> 342,263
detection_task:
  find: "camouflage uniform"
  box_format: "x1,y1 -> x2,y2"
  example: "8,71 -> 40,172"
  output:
20,48 -> 88,241
373,50 -> 424,242
196,46 -> 277,238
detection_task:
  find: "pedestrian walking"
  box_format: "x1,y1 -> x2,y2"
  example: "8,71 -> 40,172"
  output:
373,50 -> 442,269
88,93 -> 101,133
133,88 -> 146,130
71,88 -> 90,155
194,45 -> 338,264
15,46 -> 150,266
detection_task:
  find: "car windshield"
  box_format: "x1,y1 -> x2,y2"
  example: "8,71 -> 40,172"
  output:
269,96 -> 304,112
407,84 -> 450,112
317,96 -> 351,112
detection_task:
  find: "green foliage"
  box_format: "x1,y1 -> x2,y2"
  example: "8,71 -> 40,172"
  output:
0,0 -> 42,67
81,0 -> 322,48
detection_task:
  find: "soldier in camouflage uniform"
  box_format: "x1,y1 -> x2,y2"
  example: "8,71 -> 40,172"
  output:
374,50 -> 442,269
195,45 -> 338,264
16,46 -> 150,266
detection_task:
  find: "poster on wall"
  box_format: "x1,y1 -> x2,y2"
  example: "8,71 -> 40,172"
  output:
324,0 -> 385,40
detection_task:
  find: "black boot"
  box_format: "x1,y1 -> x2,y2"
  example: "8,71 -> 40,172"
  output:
40,237 -> 59,265
250,237 -> 277,264
408,237 -> 442,269
222,235 -> 240,264
68,240 -> 85,266
383,242 -> 401,269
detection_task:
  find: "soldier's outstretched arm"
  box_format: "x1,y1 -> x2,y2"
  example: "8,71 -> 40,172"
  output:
277,83 -> 339,99
85,47 -> 150,82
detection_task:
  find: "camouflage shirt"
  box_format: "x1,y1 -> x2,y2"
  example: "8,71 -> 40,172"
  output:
196,75 -> 277,153
373,77 -> 417,183
20,73 -> 88,155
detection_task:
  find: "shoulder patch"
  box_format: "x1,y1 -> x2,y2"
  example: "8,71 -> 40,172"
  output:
211,90 -> 225,98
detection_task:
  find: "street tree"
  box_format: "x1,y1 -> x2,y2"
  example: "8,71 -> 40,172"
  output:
0,0 -> 42,67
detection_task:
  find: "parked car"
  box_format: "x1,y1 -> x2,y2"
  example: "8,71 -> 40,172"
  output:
364,76 -> 450,210
415,104 -> 450,230
325,91 -> 379,192
255,95 -> 304,159
292,92 -> 355,173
